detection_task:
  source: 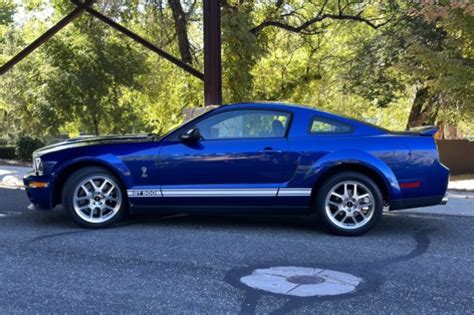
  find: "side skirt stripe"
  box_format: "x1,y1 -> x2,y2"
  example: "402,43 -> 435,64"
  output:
127,188 -> 312,198
277,188 -> 312,197
162,189 -> 277,197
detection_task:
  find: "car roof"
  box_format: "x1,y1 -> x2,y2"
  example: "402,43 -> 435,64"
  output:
221,102 -> 348,121
225,101 -> 315,110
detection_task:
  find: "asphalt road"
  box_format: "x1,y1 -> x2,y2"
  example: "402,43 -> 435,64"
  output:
0,188 -> 473,314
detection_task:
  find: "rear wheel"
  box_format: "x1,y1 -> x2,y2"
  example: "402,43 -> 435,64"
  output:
315,172 -> 383,236
62,167 -> 126,228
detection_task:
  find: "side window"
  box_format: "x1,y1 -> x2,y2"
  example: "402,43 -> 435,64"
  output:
309,117 -> 353,134
196,110 -> 290,140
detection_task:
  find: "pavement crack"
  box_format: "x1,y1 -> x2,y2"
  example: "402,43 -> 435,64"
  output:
369,228 -> 435,269
285,284 -> 300,294
22,213 -> 188,245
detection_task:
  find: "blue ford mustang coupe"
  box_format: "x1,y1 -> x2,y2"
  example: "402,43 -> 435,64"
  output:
24,103 -> 449,235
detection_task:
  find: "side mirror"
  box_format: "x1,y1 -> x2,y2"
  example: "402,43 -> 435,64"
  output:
179,128 -> 201,142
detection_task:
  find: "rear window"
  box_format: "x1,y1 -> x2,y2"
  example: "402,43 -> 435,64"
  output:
308,117 -> 353,134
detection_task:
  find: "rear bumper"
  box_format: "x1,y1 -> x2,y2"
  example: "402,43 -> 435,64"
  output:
441,194 -> 449,205
390,194 -> 447,211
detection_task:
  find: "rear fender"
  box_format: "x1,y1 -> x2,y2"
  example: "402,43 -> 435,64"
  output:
303,150 -> 402,200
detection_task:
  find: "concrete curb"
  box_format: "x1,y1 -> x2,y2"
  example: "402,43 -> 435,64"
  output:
0,175 -> 24,189
448,182 -> 474,193
448,189 -> 474,194
0,165 -> 29,189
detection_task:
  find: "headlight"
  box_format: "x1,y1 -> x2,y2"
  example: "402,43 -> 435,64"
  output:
33,156 -> 44,175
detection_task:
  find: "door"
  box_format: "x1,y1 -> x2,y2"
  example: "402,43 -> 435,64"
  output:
158,109 -> 291,206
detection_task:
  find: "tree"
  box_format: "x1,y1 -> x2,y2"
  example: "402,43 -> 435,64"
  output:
169,0 -> 194,65
44,11 -> 148,135
344,1 -> 474,129
1,0 -> 472,141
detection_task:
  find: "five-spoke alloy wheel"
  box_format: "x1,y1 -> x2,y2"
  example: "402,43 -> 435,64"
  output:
63,167 -> 126,228
316,172 -> 383,236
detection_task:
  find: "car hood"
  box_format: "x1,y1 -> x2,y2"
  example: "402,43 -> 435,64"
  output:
34,134 -> 158,156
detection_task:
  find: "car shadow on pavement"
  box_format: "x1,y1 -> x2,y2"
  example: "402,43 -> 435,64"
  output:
133,213 -> 321,231
124,211 -> 443,238
12,206 -> 445,240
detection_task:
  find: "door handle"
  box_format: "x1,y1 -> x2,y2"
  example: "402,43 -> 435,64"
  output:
259,147 -> 282,154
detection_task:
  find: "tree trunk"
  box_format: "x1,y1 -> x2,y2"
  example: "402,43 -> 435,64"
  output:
91,115 -> 100,136
406,86 -> 439,128
169,0 -> 193,65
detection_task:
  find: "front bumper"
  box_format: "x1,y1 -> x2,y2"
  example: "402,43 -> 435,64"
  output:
23,172 -> 53,210
27,203 -> 52,211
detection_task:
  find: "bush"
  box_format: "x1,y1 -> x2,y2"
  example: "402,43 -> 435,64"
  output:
15,137 -> 45,162
0,146 -> 16,160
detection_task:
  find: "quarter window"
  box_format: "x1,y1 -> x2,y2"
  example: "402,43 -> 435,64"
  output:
309,117 -> 353,134
196,110 -> 290,140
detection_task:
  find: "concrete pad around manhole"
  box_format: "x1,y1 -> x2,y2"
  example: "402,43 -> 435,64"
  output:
240,266 -> 362,297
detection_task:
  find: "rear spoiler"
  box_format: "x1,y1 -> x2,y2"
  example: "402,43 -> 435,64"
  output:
391,126 -> 439,137
410,125 -> 439,136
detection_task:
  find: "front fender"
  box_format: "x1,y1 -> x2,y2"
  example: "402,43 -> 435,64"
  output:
52,154 -> 134,188
302,150 -> 401,200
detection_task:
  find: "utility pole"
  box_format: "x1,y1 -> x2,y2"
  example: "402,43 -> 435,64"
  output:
203,0 -> 222,106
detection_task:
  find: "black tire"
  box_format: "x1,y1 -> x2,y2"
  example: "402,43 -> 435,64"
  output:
62,167 -> 127,228
315,171 -> 383,236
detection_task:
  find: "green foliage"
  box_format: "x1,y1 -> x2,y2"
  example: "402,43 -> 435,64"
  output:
0,0 -> 14,25
41,14 -> 149,135
0,0 -> 473,143
344,3 -> 474,127
14,136 -> 44,161
222,2 -> 265,102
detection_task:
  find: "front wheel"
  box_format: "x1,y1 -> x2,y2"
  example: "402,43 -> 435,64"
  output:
315,172 -> 383,236
62,167 -> 127,228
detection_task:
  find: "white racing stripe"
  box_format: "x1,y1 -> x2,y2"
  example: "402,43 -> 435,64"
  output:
162,188 -> 277,197
277,188 -> 312,197
127,187 -> 312,198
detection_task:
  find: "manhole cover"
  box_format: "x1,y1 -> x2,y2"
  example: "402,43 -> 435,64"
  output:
287,275 -> 325,285
240,266 -> 362,297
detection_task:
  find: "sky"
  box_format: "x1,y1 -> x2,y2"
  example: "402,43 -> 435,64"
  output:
13,1 -> 54,25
